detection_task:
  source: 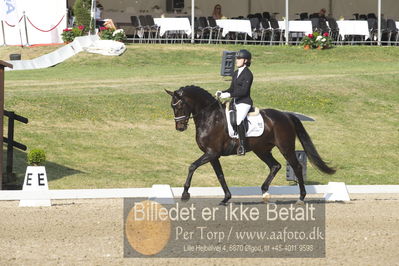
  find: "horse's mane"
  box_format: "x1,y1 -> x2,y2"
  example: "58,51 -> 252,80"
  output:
178,85 -> 215,104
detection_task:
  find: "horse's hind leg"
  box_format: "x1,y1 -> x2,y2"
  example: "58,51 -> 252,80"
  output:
210,159 -> 231,205
254,150 -> 281,202
280,148 -> 306,204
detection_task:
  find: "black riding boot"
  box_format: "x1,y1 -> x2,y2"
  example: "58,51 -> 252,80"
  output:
237,123 -> 246,156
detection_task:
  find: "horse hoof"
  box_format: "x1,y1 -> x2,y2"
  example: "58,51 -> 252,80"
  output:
219,201 -> 228,206
295,199 -> 305,206
219,197 -> 231,206
262,192 -> 271,203
181,193 -> 190,201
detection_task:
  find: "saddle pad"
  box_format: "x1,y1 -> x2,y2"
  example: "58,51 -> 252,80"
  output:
225,109 -> 265,139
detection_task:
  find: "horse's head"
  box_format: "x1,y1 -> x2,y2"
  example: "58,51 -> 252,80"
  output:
165,88 -> 192,132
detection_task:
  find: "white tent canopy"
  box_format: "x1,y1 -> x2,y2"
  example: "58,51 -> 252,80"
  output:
1,0 -> 398,45
68,0 -> 398,21
80,0 -> 397,44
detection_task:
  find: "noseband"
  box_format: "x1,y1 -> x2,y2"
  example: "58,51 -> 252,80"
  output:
174,115 -> 188,122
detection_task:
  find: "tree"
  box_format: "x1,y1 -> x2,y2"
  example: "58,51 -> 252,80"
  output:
73,0 -> 93,32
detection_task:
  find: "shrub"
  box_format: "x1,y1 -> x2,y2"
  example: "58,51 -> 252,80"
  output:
27,149 -> 46,166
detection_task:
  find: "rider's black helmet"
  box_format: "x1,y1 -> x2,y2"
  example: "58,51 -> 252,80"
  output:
236,49 -> 251,66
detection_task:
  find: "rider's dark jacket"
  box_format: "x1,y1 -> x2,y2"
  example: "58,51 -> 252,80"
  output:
223,67 -> 253,106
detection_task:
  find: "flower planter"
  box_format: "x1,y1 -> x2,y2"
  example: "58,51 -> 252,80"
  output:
9,54 -> 21,60
302,32 -> 332,51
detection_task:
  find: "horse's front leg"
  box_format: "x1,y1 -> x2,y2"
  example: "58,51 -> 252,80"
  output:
210,159 -> 231,205
182,152 -> 217,201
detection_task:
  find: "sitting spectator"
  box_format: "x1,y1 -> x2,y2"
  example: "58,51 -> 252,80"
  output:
95,2 -> 105,27
212,4 -> 223,20
95,1 -> 116,30
319,8 -> 327,18
104,19 -> 116,30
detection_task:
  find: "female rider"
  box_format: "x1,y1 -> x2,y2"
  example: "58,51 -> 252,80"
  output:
216,49 -> 253,155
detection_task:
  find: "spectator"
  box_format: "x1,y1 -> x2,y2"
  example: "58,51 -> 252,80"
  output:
67,7 -> 74,27
95,1 -> 116,30
319,8 -> 327,18
212,4 -> 223,20
95,2 -> 105,27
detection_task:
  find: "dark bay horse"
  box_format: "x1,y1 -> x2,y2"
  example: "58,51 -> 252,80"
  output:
166,85 -> 335,205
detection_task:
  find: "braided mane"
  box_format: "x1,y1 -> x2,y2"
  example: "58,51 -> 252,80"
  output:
178,85 -> 215,104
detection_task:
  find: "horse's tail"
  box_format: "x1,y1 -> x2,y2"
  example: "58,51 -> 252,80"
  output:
288,114 -> 336,175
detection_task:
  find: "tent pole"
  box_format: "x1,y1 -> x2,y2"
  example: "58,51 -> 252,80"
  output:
1,21 -> 6,46
377,0 -> 381,46
285,0 -> 289,45
23,11 -> 29,46
248,0 -> 251,15
89,0 -> 96,35
65,7 -> 68,27
191,0 -> 194,43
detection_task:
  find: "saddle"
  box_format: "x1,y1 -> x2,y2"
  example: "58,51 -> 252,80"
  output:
226,101 -> 259,134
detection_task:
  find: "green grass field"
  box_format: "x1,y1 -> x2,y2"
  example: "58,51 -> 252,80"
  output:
0,44 -> 398,189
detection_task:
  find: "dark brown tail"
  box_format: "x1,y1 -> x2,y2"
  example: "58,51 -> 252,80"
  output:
288,114 -> 336,175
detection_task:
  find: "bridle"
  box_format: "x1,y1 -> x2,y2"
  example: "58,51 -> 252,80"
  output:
172,99 -> 188,122
172,99 -> 189,123
172,97 -> 222,124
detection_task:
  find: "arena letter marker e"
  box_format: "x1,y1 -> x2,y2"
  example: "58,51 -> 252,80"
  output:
19,166 -> 51,207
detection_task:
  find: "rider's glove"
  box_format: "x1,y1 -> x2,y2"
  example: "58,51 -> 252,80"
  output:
220,92 -> 231,99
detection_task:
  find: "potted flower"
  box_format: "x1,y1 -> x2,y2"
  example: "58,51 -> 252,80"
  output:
301,33 -> 318,49
99,26 -> 114,40
112,29 -> 127,42
61,25 -> 86,43
99,27 -> 127,42
61,28 -> 75,43
73,25 -> 85,37
316,32 -> 332,49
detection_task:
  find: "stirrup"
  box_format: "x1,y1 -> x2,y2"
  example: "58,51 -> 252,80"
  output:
237,144 -> 245,156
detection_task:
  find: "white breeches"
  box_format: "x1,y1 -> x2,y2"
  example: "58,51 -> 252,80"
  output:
235,103 -> 251,125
